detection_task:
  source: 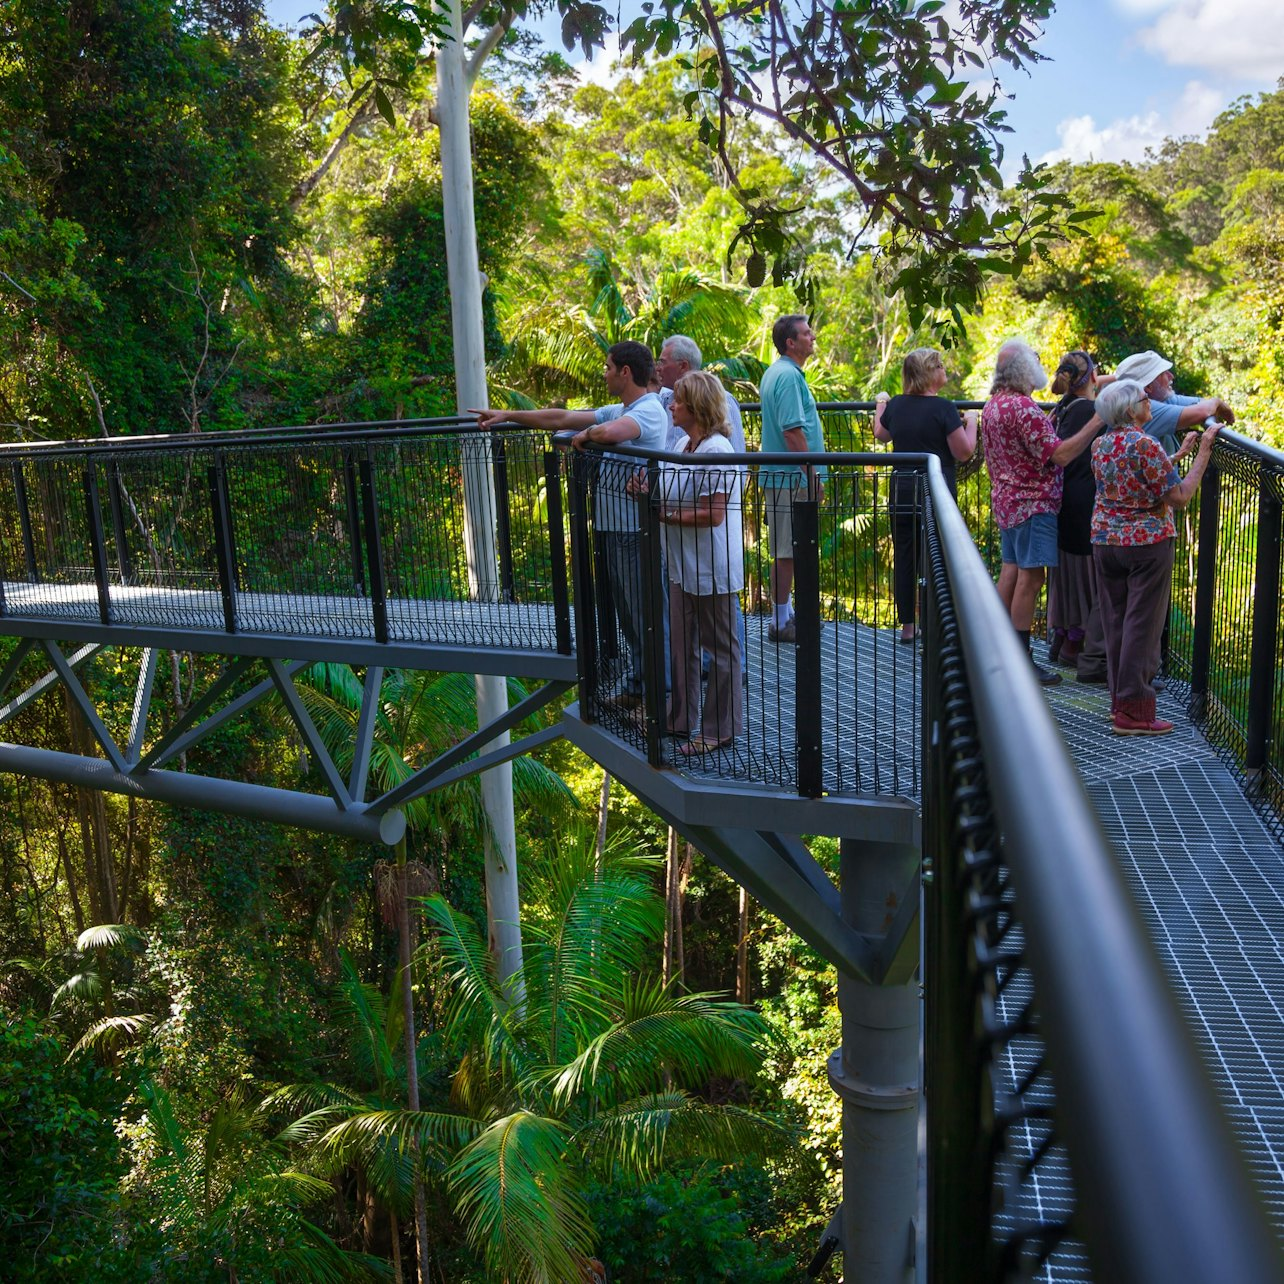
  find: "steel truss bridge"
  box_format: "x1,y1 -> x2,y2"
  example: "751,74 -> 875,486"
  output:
0,412 -> 1282,1283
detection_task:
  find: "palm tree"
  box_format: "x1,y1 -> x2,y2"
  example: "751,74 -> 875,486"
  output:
292,662 -> 573,1282
494,249 -> 757,406
269,834 -> 780,1281
419,832 -> 780,1281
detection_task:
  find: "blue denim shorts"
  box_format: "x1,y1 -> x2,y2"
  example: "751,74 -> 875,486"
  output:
1000,511 -> 1059,569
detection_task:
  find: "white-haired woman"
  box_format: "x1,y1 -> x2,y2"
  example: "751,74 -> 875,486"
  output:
983,339 -> 1103,686
874,346 -> 977,642
1091,379 -> 1218,736
656,370 -> 745,755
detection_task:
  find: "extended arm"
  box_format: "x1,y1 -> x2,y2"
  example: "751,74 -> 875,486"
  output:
471,406 -> 595,432
872,393 -> 891,443
570,414 -> 641,452
1163,426 -> 1220,509
1049,412 -> 1103,466
1173,397 -> 1234,429
947,410 -> 978,460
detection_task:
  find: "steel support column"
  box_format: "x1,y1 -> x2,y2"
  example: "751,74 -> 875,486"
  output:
832,835 -> 921,1284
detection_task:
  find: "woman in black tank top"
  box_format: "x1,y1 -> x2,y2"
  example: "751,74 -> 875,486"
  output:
874,348 -> 978,641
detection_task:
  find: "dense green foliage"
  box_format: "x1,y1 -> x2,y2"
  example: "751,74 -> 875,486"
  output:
2,0 -> 1282,1278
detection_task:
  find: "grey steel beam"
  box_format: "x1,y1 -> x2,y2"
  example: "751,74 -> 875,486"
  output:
759,831 -> 843,919
267,658 -> 352,809
0,614 -> 579,681
349,664 -> 384,803
0,742 -> 405,845
0,643 -> 104,728
0,638 -> 34,703
367,679 -> 572,817
645,806 -> 876,981
392,722 -> 564,799
561,702 -> 919,845
39,640 -> 127,773
126,648 -> 158,767
135,655 -> 259,770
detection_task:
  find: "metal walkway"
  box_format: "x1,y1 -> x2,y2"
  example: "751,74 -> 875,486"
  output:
998,645 -> 1284,1280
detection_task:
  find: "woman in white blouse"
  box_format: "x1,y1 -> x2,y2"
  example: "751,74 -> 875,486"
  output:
657,370 -> 745,755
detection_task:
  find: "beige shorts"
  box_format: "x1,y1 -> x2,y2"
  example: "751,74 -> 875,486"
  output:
764,485 -> 808,559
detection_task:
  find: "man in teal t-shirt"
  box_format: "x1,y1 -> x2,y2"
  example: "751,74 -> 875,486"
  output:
759,314 -> 826,643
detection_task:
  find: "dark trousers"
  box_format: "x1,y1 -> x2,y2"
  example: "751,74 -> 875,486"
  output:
1094,540 -> 1173,706
669,584 -> 743,742
890,506 -> 920,626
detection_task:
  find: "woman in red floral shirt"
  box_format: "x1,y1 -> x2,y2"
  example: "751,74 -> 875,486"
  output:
1091,379 -> 1219,735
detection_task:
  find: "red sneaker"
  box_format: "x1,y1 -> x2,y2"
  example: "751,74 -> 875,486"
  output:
1112,713 -> 1173,737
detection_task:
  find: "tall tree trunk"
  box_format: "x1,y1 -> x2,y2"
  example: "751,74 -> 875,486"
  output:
595,769 -> 611,874
735,885 -> 751,1003
394,846 -> 431,1284
437,0 -> 525,1004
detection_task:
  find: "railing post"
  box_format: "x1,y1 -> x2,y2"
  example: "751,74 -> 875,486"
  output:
566,447 -> 599,715
1245,470 -> 1281,788
545,449 -> 572,655
358,447 -> 389,644
105,458 -> 135,585
1188,461 -> 1220,719
342,446 -> 366,595
13,462 -> 39,581
794,497 -> 823,797
492,431 -> 516,603
638,459 -> 666,768
84,463 -> 112,625
208,455 -> 238,634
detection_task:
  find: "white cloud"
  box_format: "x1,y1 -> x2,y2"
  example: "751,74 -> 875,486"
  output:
1137,0 -> 1284,80
1039,79 -> 1226,165
569,33 -> 627,89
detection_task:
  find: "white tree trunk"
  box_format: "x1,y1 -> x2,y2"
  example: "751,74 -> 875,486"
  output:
436,0 -> 525,999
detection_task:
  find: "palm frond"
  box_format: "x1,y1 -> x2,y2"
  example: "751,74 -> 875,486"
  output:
448,1111 -> 594,1284
419,895 -> 526,1076
76,922 -> 146,954
551,980 -> 769,1111
317,1108 -> 479,1169
260,1082 -> 365,1119
574,1093 -> 788,1178
68,1012 -> 155,1060
50,970 -> 102,1009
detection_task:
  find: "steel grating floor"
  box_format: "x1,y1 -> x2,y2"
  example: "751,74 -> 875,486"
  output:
1006,647 -> 1284,1279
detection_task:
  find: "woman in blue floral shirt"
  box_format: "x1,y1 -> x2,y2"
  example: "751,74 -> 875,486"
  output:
1091,380 -> 1219,735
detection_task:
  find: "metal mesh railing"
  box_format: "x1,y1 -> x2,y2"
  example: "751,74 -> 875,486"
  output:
1166,429 -> 1284,834
0,420 -> 573,658
919,460 -> 1282,1283
565,439 -> 924,796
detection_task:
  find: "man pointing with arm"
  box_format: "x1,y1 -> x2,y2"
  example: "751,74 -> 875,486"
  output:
473,340 -> 667,706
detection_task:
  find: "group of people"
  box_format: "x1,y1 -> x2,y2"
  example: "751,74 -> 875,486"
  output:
877,338 -> 1230,738
473,316 -> 822,757
475,322 -> 1229,752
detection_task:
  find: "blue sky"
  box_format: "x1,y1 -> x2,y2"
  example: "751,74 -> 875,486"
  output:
263,0 -> 1283,166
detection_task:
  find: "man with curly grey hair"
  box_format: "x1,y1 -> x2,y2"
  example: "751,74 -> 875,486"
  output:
982,339 -> 1104,686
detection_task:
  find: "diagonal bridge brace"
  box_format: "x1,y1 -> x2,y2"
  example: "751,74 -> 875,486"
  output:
646,810 -> 920,985
367,679 -> 573,817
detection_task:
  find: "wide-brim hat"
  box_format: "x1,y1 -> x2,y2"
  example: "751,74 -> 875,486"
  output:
1113,350 -> 1173,388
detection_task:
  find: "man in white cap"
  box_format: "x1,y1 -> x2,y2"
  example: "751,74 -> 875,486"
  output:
1112,350 -> 1235,454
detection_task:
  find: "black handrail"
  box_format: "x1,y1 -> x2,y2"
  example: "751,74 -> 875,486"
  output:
922,457 -> 1282,1282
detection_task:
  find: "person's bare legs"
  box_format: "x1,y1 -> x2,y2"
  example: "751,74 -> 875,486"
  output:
997,562 -> 1018,614
1010,566 -> 1045,631
771,558 -> 794,614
